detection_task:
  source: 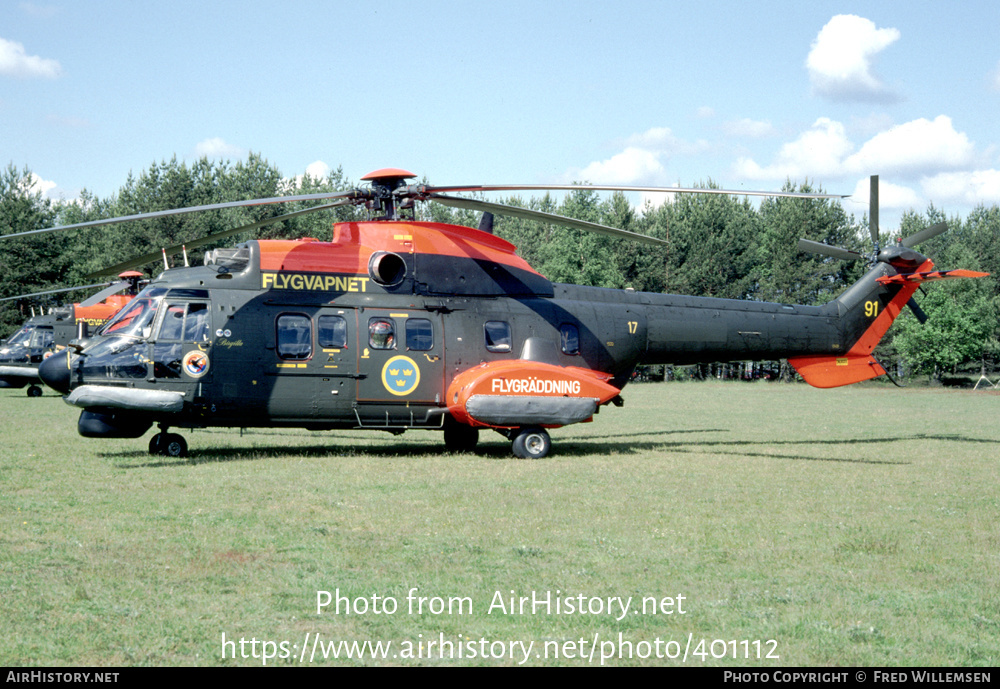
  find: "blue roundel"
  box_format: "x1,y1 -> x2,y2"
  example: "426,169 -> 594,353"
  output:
381,355 -> 420,396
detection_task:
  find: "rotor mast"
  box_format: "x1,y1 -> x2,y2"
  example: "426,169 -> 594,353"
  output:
361,168 -> 417,221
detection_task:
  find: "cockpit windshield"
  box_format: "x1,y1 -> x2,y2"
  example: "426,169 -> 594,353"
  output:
5,325 -> 33,348
96,287 -> 167,338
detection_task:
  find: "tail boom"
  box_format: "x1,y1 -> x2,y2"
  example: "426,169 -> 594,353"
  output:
789,261 -> 989,388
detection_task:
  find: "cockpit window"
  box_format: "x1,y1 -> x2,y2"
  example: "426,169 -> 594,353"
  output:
99,297 -> 160,338
5,326 -> 33,348
96,286 -> 168,337
28,328 -> 54,349
155,302 -> 210,342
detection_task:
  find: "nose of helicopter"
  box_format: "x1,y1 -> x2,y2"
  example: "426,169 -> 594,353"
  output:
39,350 -> 71,394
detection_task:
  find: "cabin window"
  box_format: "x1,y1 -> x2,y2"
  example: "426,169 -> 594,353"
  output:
277,314 -> 313,360
560,323 -> 580,355
318,315 -> 348,348
484,320 -> 512,353
405,318 -> 433,351
368,318 -> 396,350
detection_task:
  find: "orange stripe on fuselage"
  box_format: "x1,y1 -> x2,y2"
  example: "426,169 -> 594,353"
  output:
257,221 -> 542,277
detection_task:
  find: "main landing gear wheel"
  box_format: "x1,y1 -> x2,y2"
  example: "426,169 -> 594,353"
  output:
149,432 -> 188,458
511,427 -> 551,459
27,385 -> 42,397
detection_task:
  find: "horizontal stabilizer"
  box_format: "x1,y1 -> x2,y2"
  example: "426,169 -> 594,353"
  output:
786,355 -> 886,389
876,269 -> 988,285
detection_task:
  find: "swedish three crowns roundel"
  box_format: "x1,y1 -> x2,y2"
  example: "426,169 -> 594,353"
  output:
381,355 -> 420,396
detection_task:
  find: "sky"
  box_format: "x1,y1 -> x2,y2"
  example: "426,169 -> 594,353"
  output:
3,0 -> 1000,233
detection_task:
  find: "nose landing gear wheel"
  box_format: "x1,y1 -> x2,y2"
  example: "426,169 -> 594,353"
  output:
511,427 -> 551,459
149,432 -> 188,457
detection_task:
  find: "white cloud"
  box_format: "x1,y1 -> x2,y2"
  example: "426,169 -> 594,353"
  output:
806,15 -> 900,102
844,116 -> 975,175
304,160 -> 331,179
577,147 -> 665,184
0,37 -> 61,78
28,172 -> 57,197
735,115 -> 979,182
921,170 -> 1000,205
992,60 -> 1000,91
734,117 -> 853,179
193,137 -> 245,159
284,160 -> 333,190
696,106 -> 715,119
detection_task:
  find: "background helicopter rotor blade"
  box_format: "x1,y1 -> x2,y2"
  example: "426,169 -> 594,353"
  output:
78,281 -> 131,307
86,200 -> 353,278
796,238 -> 864,261
413,182 -> 847,200
0,282 -> 114,303
427,193 -> 667,246
3,190 -> 365,241
900,222 -> 948,248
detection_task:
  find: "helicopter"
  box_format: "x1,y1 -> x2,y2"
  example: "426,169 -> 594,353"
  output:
18,169 -> 985,458
0,272 -> 143,396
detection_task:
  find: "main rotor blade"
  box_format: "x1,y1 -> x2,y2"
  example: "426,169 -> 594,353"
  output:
427,193 -> 667,246
414,183 -> 847,200
797,238 -> 863,261
78,281 -> 130,308
900,222 -> 948,248
4,190 -> 365,241
86,200 -> 352,278
0,282 -> 112,303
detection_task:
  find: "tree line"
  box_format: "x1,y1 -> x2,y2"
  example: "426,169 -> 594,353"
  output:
2,155 -> 998,380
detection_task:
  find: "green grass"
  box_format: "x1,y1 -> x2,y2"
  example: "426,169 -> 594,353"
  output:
2,381 -> 998,666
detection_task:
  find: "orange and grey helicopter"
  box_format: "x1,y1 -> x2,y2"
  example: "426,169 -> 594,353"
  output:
0,272 -> 143,396
17,170 -> 985,458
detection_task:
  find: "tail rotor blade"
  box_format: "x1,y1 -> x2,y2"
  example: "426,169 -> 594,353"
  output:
797,238 -> 863,261
901,222 -> 948,248
870,175 -> 879,249
907,298 -> 928,324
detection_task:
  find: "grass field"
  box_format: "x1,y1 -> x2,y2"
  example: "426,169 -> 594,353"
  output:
2,381 -> 998,667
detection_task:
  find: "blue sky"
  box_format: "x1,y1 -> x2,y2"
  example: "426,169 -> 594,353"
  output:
3,0 -> 999,232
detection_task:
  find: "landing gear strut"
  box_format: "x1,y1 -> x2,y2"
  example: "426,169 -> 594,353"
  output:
148,427 -> 188,457
443,417 -> 479,453
511,426 -> 551,459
